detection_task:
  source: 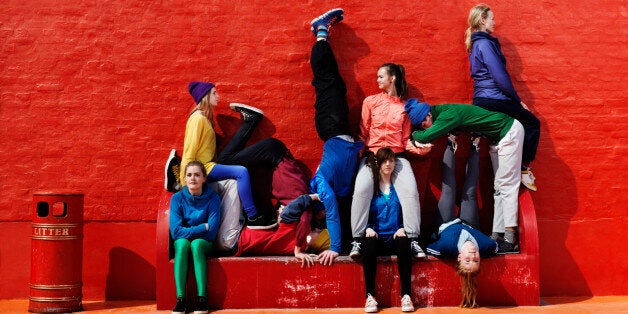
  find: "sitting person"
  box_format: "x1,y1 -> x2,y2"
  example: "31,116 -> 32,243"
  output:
405,99 -> 523,253
360,147 -> 414,313
426,134 -> 498,308
233,193 -> 330,267
173,82 -> 276,229
169,161 -> 221,314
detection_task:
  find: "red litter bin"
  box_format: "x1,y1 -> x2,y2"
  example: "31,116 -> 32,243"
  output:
29,192 -> 83,313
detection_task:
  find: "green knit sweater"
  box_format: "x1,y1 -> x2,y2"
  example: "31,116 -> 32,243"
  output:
411,104 -> 514,144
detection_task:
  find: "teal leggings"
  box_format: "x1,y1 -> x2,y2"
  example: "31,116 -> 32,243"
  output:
173,238 -> 213,298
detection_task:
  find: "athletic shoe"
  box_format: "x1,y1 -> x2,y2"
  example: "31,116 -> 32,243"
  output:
447,133 -> 458,152
229,103 -> 264,123
364,294 -> 378,313
410,240 -> 426,259
470,133 -> 482,152
521,167 -> 537,191
349,240 -> 362,259
310,8 -> 344,35
401,294 -> 415,312
165,149 -> 182,192
497,240 -> 520,254
193,296 -> 208,314
172,297 -> 186,314
246,214 -> 278,230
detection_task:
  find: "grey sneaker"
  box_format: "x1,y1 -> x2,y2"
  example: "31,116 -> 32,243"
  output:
521,167 -> 537,191
401,294 -> 415,312
497,240 -> 520,254
349,240 -> 362,259
410,240 -> 426,259
229,103 -> 264,123
364,294 -> 378,313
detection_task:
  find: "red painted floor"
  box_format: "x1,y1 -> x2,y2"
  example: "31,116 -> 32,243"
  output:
2,296 -> 627,313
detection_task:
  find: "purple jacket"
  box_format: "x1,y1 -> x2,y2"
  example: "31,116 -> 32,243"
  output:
469,31 -> 521,103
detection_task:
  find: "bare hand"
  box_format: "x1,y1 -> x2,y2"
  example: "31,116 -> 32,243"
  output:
520,101 -> 530,111
317,250 -> 339,266
393,228 -> 406,239
365,228 -> 378,238
295,252 -> 318,268
309,194 -> 320,202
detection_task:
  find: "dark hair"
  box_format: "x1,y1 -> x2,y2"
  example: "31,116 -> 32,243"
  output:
380,63 -> 408,100
184,160 -> 207,177
368,147 -> 396,196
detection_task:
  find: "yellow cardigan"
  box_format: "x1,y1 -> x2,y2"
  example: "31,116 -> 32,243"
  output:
180,111 -> 217,185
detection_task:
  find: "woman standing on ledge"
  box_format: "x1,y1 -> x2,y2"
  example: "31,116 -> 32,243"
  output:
465,3 -> 541,192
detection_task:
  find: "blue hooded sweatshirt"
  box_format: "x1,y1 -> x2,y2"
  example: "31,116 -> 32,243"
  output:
469,31 -> 521,103
426,219 -> 498,258
169,183 -> 221,243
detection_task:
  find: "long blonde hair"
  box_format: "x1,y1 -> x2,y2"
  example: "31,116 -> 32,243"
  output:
192,93 -> 215,128
457,260 -> 480,308
464,4 -> 492,53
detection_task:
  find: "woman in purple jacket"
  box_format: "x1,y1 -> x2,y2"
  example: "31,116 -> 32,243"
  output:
465,3 -> 540,193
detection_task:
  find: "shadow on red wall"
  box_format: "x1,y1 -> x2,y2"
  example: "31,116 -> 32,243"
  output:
105,247 -> 156,300
497,35 -> 590,297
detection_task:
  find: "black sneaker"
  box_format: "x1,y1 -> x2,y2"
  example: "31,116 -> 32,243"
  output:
165,149 -> 182,192
497,240 -> 520,254
410,240 -> 426,259
193,296 -> 208,314
172,297 -> 186,314
246,213 -> 278,230
229,103 -> 264,123
349,240 -> 361,259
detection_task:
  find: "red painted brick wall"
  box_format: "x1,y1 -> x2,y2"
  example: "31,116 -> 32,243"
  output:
0,0 -> 626,300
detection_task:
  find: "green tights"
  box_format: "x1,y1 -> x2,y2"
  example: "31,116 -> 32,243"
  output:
173,238 -> 213,298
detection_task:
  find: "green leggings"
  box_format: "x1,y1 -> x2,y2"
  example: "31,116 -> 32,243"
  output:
173,238 -> 213,298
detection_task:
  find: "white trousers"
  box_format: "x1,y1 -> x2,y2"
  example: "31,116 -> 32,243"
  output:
489,120 -> 524,233
350,156 -> 421,238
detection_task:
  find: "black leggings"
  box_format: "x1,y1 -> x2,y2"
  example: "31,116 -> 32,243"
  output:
362,236 -> 412,297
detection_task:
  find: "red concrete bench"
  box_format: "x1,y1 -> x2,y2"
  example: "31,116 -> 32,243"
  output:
155,186 -> 539,310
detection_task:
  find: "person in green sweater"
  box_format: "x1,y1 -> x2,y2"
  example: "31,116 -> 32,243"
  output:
404,99 -> 523,254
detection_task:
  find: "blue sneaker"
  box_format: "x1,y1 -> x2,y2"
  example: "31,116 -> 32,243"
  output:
310,8 -> 344,35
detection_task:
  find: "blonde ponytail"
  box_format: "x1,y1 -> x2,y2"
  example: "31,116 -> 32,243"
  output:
465,4 -> 492,53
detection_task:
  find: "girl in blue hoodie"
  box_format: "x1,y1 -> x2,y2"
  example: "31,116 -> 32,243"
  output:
465,3 -> 540,192
169,160 -> 221,314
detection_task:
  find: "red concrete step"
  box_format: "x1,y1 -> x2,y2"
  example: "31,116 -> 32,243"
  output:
155,189 -> 539,310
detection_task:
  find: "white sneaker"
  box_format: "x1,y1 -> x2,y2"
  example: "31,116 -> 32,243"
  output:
364,294 -> 378,313
401,294 -> 414,312
410,240 -> 426,259
521,168 -> 537,191
349,240 -> 362,259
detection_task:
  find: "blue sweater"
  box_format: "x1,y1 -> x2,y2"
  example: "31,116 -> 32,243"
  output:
169,183 -> 221,243
469,31 -> 521,103
426,219 -> 497,257
310,136 -> 363,253
367,184 -> 403,238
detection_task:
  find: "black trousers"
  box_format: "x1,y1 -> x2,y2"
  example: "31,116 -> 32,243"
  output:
311,40 -> 351,142
362,236 -> 412,297
474,97 -> 540,164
